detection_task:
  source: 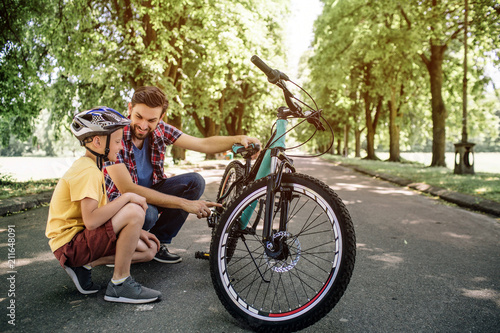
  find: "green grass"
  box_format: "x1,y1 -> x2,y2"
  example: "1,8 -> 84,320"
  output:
322,155 -> 500,203
0,174 -> 59,200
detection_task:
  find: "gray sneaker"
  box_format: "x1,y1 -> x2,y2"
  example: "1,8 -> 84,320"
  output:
64,265 -> 100,295
104,277 -> 161,304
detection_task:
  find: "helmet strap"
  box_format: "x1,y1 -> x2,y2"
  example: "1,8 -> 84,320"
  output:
82,134 -> 111,170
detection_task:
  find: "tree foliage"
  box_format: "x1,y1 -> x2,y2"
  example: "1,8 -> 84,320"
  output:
0,0 -> 56,145
1,0 -> 288,160
308,0 -> 500,166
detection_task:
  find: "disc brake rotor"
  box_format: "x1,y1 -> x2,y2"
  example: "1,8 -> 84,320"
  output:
264,231 -> 301,273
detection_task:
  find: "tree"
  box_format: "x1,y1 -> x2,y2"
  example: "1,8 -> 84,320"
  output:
309,0 -> 499,163
0,0 -> 57,146
401,0 -> 500,166
310,0 -> 419,160
45,0 -> 287,160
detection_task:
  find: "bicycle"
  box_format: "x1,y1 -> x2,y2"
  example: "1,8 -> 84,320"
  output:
202,56 -> 356,332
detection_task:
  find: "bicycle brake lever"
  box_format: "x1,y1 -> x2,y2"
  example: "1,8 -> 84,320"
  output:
306,110 -> 326,131
278,81 -> 302,114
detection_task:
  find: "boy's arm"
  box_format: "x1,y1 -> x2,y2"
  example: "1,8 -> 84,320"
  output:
81,192 -> 147,230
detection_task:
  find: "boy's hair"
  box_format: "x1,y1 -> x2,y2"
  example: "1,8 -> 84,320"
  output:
131,86 -> 169,116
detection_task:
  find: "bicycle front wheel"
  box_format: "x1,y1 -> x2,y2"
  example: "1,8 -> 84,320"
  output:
210,173 -> 356,332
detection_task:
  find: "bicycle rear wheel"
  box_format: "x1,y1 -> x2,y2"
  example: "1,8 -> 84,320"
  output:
210,173 -> 356,332
216,160 -> 245,210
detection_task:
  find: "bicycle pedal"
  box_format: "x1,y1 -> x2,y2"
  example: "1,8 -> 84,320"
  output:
195,251 -> 210,260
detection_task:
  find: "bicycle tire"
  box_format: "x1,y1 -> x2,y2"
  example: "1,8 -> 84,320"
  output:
216,160 -> 245,210
210,173 -> 356,332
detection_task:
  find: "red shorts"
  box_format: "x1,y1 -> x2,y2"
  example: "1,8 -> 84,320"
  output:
53,220 -> 117,267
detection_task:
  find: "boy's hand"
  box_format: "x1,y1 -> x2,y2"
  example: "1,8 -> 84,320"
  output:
140,230 -> 160,251
126,192 -> 148,212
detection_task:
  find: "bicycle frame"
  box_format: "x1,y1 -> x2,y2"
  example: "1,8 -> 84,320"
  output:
237,112 -> 296,244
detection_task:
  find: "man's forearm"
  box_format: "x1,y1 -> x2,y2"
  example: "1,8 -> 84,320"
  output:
174,134 -> 259,155
195,135 -> 245,154
119,181 -> 188,209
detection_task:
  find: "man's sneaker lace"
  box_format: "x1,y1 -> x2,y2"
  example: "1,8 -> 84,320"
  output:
104,276 -> 161,304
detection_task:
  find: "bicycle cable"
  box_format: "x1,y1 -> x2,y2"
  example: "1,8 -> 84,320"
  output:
269,79 -> 335,158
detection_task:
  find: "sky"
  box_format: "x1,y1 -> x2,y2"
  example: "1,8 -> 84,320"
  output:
286,0 -> 323,78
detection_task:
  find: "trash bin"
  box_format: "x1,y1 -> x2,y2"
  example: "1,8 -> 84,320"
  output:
454,142 -> 475,175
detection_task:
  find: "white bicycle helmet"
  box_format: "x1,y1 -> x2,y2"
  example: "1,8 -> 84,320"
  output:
71,106 -> 130,141
71,106 -> 130,169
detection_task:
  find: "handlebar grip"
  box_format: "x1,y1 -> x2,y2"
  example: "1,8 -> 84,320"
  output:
232,143 -> 261,157
232,144 -> 245,155
251,55 -> 289,83
251,55 -> 273,75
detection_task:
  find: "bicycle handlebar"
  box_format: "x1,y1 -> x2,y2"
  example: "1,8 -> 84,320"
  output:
251,55 -> 289,84
250,55 -> 332,154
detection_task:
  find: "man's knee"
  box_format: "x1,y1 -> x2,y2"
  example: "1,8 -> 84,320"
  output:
143,205 -> 159,231
188,173 -> 205,199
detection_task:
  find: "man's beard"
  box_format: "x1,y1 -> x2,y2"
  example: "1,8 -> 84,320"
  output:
131,124 -> 151,140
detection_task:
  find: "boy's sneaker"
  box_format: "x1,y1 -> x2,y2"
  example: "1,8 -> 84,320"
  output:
64,265 -> 101,295
104,277 -> 161,304
154,244 -> 182,264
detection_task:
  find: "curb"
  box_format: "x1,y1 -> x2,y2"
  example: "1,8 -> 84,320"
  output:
346,164 -> 500,217
0,190 -> 53,216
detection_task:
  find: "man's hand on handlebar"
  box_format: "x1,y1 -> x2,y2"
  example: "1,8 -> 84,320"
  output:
236,135 -> 261,159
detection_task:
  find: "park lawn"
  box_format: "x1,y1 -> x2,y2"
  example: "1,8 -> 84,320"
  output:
322,155 -> 500,203
0,175 -> 58,200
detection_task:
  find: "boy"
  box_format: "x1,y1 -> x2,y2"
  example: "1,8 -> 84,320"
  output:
46,106 -> 161,304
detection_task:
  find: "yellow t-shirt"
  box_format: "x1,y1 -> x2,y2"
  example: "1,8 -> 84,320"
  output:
45,156 -> 107,252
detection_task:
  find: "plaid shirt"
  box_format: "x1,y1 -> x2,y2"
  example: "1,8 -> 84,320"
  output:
104,120 -> 183,201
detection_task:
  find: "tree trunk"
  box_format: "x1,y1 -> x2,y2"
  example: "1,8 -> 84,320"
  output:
364,94 -> 382,160
388,85 -> 401,162
354,127 -> 362,157
191,92 -> 223,160
168,114 -> 185,162
343,124 -> 350,157
422,44 -> 448,167
203,118 -> 220,160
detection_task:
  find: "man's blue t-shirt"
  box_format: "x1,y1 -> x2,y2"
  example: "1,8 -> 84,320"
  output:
133,136 -> 153,188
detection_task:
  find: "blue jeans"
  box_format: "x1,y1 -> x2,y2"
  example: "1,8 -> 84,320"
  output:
144,173 -> 205,244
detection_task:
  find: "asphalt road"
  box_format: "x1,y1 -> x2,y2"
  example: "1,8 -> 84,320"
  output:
0,158 -> 499,332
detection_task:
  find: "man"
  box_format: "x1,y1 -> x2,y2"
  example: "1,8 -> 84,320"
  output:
104,86 -> 260,264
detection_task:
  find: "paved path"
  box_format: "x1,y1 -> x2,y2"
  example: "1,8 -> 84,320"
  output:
0,158 -> 498,332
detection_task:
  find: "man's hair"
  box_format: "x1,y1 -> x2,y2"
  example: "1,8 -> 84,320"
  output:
131,86 -> 169,115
